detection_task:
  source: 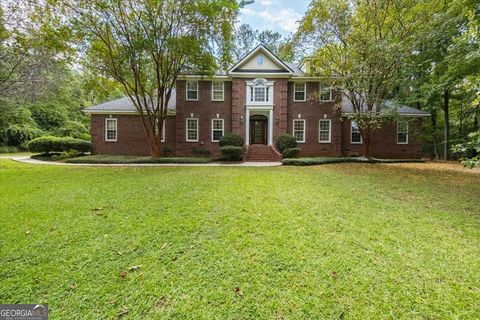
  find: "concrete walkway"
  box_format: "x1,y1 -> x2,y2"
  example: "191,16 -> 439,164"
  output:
8,156 -> 282,167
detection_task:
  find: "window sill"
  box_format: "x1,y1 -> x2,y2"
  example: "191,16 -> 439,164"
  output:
351,142 -> 363,144
318,141 -> 331,144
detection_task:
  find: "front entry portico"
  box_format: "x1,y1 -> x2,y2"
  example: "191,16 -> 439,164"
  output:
245,108 -> 273,146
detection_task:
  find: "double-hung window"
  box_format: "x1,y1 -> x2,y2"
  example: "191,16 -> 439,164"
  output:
397,121 -> 408,144
211,118 -> 224,142
251,79 -> 268,102
293,119 -> 306,143
186,118 -> 198,142
351,121 -> 362,144
319,84 -> 333,101
186,81 -> 198,101
212,81 -> 224,101
318,119 -> 331,143
294,82 -> 306,102
105,118 -> 117,142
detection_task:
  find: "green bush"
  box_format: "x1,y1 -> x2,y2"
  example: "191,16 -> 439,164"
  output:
282,147 -> 300,158
282,157 -> 424,166
66,155 -> 213,164
219,133 -> 244,147
27,136 -> 91,154
191,146 -> 211,157
219,146 -> 243,161
54,120 -> 90,139
276,134 -> 297,153
0,145 -> 18,153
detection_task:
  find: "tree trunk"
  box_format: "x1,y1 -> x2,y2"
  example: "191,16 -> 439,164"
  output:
362,128 -> 371,158
443,90 -> 450,160
150,142 -> 161,158
430,109 -> 439,160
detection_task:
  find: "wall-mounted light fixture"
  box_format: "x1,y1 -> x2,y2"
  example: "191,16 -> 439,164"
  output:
216,114 -> 220,119
276,116 -> 280,124
240,115 -> 244,124
190,113 -> 194,118
297,114 -> 302,119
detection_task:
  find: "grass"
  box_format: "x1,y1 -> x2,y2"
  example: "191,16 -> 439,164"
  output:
282,157 -> 425,166
0,159 -> 479,319
64,155 -> 214,164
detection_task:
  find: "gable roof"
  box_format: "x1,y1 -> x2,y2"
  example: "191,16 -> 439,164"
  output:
83,90 -> 176,114
228,44 -> 294,75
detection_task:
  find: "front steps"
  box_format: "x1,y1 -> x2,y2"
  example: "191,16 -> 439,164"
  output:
245,144 -> 282,162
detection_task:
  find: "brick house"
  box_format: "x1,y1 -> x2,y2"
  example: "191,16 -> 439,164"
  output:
84,44 -> 429,160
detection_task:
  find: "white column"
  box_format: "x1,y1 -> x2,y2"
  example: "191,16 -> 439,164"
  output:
245,109 -> 250,146
268,109 -> 273,145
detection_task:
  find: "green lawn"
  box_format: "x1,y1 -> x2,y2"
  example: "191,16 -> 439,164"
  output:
0,160 -> 479,319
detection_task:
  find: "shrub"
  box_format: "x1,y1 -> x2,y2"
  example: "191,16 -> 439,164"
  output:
66,155 -> 213,164
219,146 -> 243,161
282,157 -> 424,166
191,146 -> 211,157
27,136 -> 91,154
54,120 -> 90,139
282,147 -> 300,158
162,146 -> 173,157
0,145 -> 18,153
219,133 -> 244,147
275,134 -> 297,153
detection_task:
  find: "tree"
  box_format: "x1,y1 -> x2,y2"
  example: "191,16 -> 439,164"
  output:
296,0 -> 434,157
64,0 -> 239,157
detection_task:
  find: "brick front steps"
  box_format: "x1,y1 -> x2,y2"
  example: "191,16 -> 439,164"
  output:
245,144 -> 282,162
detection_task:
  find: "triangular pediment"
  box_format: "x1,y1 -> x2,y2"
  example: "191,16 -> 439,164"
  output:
228,44 -> 293,74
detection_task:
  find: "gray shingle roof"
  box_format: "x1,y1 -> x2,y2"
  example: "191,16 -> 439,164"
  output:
341,98 -> 430,116
84,90 -> 176,113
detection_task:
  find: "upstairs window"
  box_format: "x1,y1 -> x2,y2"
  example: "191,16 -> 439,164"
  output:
186,118 -> 198,142
105,118 -> 117,142
319,84 -> 333,101
319,119 -> 331,143
293,119 -> 305,143
186,81 -> 198,101
212,81 -> 224,101
397,121 -> 408,144
294,82 -> 306,102
351,121 -> 362,144
211,118 -> 224,142
250,79 -> 269,102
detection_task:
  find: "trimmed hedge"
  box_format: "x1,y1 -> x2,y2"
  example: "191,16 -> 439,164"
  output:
276,134 -> 297,153
27,136 -> 91,154
282,147 -> 300,158
282,157 -> 425,166
219,146 -> 243,161
219,133 -> 244,147
66,155 -> 214,164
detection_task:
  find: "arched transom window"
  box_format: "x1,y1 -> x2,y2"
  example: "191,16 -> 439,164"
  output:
246,78 -> 273,104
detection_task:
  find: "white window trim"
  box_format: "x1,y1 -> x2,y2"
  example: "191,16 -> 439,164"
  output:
105,118 -> 117,142
351,121 -> 363,144
211,118 -> 224,142
186,81 -> 198,101
293,119 -> 306,143
245,78 -> 274,105
319,84 -> 333,102
186,118 -> 199,142
211,81 -> 224,101
397,122 -> 409,144
293,82 -> 306,102
318,119 -> 332,143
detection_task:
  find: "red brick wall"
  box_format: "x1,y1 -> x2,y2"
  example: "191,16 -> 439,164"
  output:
287,82 -> 342,157
340,118 -> 423,159
90,114 -> 176,156
175,80 -> 232,157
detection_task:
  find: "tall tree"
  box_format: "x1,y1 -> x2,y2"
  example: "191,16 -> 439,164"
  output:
297,0 -> 436,157
63,0 -> 239,157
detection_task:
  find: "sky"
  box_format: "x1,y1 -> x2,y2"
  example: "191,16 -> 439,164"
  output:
238,0 -> 311,36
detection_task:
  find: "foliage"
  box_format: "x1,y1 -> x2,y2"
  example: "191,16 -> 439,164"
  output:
282,157 -> 424,166
219,133 -> 244,147
1,161 -> 479,318
27,135 -> 90,154
65,155 -> 213,164
282,147 -> 300,159
275,134 -> 297,153
0,145 -> 18,153
219,146 -> 243,161
66,0 -> 240,157
191,146 -> 211,158
452,131 -> 480,168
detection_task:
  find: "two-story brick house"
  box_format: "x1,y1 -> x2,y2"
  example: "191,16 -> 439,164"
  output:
84,44 -> 429,160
